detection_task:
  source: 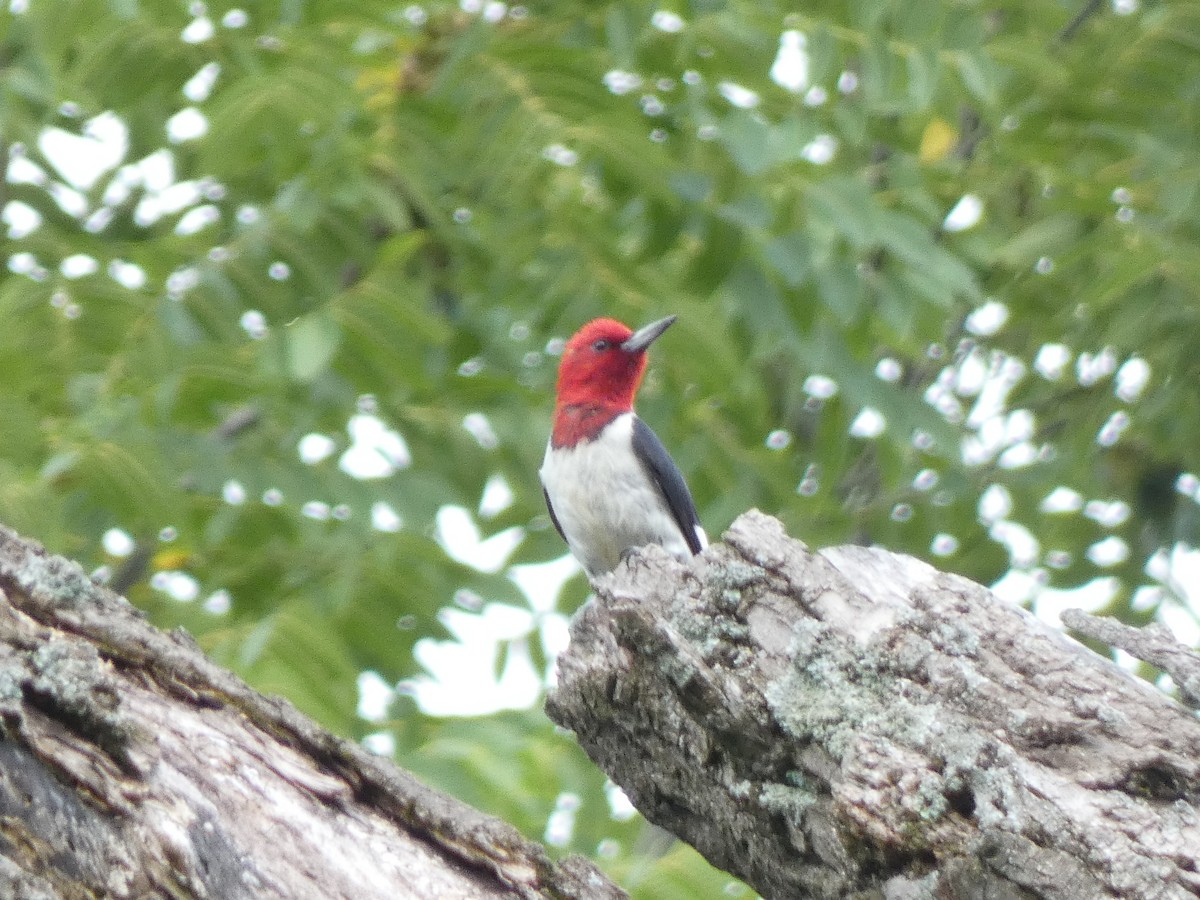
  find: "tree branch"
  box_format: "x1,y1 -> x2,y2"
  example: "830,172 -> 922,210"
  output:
1062,607 -> 1200,708
0,525 -> 622,900
546,510 -> 1200,899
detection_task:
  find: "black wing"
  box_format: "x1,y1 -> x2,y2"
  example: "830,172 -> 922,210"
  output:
631,416 -> 705,555
542,486 -> 567,544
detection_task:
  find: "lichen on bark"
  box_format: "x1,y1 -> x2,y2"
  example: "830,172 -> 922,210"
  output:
546,510 -> 1200,899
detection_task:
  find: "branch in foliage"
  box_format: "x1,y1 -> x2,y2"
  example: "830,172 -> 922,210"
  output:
1062,607 -> 1200,709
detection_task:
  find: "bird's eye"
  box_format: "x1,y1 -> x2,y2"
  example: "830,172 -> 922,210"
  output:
591,339 -> 611,352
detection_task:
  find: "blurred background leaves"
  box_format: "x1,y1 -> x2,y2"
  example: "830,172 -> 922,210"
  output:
2,0 -> 1198,893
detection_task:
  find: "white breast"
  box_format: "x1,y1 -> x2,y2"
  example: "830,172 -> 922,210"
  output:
540,414 -> 697,577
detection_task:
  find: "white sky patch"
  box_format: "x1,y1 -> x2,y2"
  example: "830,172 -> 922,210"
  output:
1001,410 -> 1035,454
463,412 -> 498,449
849,407 -> 886,438
339,414 -> 412,479
435,505 -> 523,573
800,134 -> 838,165
102,527 -> 135,557
1077,347 -> 1117,386
1032,577 -> 1119,627
718,81 -> 760,109
175,203 -> 219,234
803,374 -> 838,398
603,782 -> 637,822
136,148 -> 176,191
989,568 -> 1042,606
943,194 -> 983,232
913,469 -> 939,491
1086,535 -> 1129,567
239,309 -> 268,339
510,554 -> 580,614
544,792 -> 580,847
38,112 -> 128,190
875,358 -> 902,382
61,254 -> 98,279
181,15 -> 215,43
183,62 -> 221,102
769,30 -> 809,93
1181,473 -> 1200,500
931,533 -> 959,556
151,570 -> 200,602
84,207 -> 112,233
1146,546 -> 1200,642
204,589 -> 231,615
964,300 -> 1008,336
8,252 -> 39,276
370,501 -> 403,532
1040,486 -> 1084,514
3,202 -> 41,238
651,9 -> 684,32
964,354 -> 1025,429
479,473 -> 514,518
222,480 -> 247,505
765,429 -> 792,450
108,259 -> 147,289
1084,499 -> 1130,528
978,483 -> 1013,523
362,731 -> 395,756
542,143 -> 578,166
990,520 -> 1039,567
1034,343 -> 1071,380
7,154 -> 47,186
602,69 -> 643,96
411,603 -> 542,715
962,420 -> 1002,466
1115,356 -> 1149,402
1158,599 -> 1200,648
49,183 -> 88,217
298,432 -> 337,464
998,443 -> 1037,470
539,615 -> 572,678
136,180 -> 202,227
356,670 -> 395,722
167,107 -> 209,142
1097,410 -> 1130,447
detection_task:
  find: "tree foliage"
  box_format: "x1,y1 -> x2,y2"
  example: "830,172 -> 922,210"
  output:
2,0 -> 1198,893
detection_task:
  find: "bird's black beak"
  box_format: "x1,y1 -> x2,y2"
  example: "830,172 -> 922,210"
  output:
621,315 -> 677,353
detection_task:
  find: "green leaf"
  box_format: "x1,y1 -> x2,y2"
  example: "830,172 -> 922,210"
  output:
284,312 -> 343,384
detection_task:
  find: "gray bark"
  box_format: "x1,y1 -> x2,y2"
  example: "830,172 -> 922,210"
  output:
0,525 -> 623,900
546,509 -> 1200,899
1062,608 -> 1200,709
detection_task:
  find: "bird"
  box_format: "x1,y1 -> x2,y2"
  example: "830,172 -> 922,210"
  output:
539,315 -> 707,579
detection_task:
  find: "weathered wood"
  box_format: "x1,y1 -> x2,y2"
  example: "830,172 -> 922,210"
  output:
1062,607 -> 1200,708
546,509 -> 1200,899
0,525 -> 623,900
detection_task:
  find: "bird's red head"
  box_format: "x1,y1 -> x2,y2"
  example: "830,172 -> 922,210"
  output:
550,315 -> 676,447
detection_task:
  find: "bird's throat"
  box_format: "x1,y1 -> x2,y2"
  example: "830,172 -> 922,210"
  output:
550,403 -> 627,449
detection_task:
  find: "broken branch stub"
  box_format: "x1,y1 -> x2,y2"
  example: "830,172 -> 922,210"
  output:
545,509 -> 1200,899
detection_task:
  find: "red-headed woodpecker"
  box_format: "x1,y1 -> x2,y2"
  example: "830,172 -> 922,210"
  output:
540,315 -> 707,578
